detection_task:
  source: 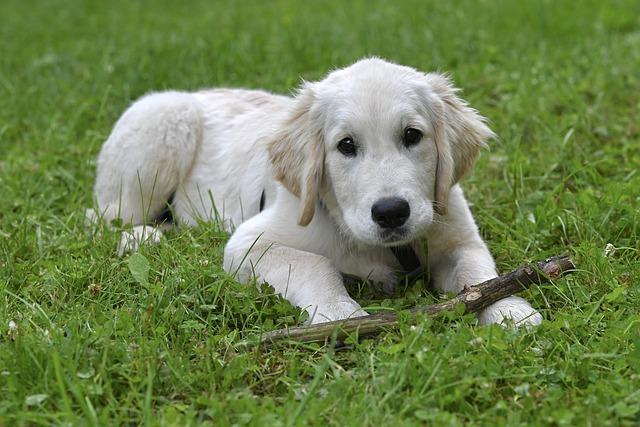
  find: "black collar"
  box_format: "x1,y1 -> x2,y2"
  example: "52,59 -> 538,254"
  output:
259,189 -> 266,212
390,245 -> 422,275
390,244 -> 426,287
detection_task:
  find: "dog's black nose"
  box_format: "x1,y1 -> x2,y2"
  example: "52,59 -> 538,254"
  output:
371,197 -> 410,229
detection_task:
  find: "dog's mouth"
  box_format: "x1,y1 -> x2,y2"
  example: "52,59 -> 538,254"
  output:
378,228 -> 413,246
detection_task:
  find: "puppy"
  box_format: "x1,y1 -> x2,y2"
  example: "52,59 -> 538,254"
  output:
90,58 -> 542,326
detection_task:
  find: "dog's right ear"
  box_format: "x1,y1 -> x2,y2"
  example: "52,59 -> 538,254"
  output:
268,83 -> 325,226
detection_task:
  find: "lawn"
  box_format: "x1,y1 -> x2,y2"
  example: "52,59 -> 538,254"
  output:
1,0 -> 639,425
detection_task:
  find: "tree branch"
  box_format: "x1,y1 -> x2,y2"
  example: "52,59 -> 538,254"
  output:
254,255 -> 575,347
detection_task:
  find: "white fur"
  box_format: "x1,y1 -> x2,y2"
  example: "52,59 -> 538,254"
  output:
91,58 -> 542,326
117,225 -> 163,257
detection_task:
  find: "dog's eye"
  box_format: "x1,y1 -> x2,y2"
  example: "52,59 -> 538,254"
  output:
403,128 -> 422,147
337,137 -> 357,157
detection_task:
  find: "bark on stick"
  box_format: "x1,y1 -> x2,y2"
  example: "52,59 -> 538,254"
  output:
255,255 -> 575,347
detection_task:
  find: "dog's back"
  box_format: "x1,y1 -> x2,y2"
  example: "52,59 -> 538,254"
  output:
92,89 -> 290,231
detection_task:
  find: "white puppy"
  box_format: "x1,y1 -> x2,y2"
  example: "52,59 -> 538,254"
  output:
91,58 -> 542,326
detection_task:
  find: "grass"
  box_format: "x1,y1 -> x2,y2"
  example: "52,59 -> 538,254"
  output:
1,0 -> 639,425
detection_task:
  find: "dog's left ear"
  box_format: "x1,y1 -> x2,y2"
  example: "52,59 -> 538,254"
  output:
268,83 -> 324,226
425,73 -> 495,215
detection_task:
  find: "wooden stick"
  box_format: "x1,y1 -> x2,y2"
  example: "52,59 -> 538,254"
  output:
254,255 -> 575,347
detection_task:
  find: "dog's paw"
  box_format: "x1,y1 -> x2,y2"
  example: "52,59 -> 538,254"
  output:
477,296 -> 543,327
117,225 -> 163,256
85,208 -> 99,227
306,299 -> 369,325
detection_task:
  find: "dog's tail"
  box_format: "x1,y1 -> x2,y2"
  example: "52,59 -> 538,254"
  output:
91,91 -> 203,227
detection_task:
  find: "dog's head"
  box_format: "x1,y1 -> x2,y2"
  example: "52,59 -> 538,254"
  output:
269,58 -> 494,246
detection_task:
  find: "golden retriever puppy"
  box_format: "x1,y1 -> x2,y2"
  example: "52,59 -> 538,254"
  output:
90,58 -> 542,326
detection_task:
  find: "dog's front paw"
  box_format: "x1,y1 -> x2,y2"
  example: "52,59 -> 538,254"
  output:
117,225 -> 163,256
478,296 -> 542,327
306,299 -> 368,325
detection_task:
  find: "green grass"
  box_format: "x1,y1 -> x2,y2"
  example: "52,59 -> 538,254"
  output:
1,0 -> 639,425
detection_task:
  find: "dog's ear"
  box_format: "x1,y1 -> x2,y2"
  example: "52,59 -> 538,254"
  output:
268,83 -> 324,226
425,73 -> 495,215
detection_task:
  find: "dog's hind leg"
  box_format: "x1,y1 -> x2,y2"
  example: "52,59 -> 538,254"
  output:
92,91 -> 202,254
